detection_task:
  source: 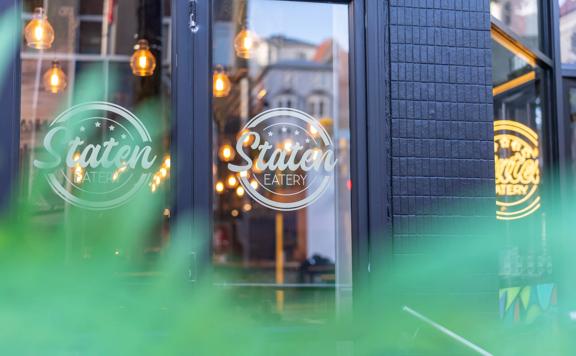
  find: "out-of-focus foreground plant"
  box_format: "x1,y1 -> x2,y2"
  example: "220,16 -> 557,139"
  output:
3,6 -> 576,356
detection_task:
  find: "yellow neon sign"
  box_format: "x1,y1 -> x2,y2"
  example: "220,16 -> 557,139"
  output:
494,120 -> 540,220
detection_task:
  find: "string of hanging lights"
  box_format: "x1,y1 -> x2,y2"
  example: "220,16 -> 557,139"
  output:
24,7 -> 68,95
25,6 -> 157,81
212,2 -> 260,98
26,2 -> 262,200
150,156 -> 171,193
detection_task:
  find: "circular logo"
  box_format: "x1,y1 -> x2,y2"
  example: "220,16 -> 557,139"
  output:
34,102 -> 157,210
228,108 -> 337,211
494,120 -> 541,220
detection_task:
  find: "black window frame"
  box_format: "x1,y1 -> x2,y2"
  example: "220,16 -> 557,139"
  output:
171,0 -> 392,303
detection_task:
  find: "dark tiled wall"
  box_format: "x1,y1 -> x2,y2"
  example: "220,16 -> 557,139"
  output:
389,0 -> 495,252
384,0 -> 498,316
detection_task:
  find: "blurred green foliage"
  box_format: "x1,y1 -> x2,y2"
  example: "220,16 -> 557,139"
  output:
4,5 -> 576,356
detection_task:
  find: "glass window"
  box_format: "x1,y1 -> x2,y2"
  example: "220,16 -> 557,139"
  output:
212,0 -> 352,318
20,1 -> 171,273
492,32 -> 554,322
491,0 -> 541,51
559,0 -> 576,64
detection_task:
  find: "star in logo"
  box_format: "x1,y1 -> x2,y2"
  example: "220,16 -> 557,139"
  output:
109,125 -> 115,132
95,121 -> 101,128
121,134 -> 127,140
268,131 -> 273,137
80,126 -> 85,132
281,127 -> 287,133
295,130 -> 300,135
305,138 -> 310,144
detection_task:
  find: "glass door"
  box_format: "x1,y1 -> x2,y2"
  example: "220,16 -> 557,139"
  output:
206,0 -> 354,319
18,0 -> 172,274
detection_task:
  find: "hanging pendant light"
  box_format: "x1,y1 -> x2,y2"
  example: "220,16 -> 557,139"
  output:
24,7 -> 55,50
43,61 -> 67,94
130,39 -> 156,77
218,143 -> 235,162
213,66 -> 231,97
234,28 -> 259,59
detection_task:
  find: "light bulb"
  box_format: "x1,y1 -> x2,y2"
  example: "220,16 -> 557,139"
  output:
24,8 -> 55,50
218,144 -> 235,162
213,67 -> 231,97
130,39 -> 156,77
309,124 -> 319,136
50,73 -> 59,86
222,147 -> 231,159
215,78 -> 224,91
243,36 -> 252,50
73,164 -> 83,184
34,26 -> 44,41
215,181 -> 225,193
238,129 -> 254,147
234,29 -> 259,59
236,186 -> 245,197
250,179 -> 258,190
226,175 -> 238,188
42,61 -> 67,94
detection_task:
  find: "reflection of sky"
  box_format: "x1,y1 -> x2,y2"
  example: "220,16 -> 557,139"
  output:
248,0 -> 349,50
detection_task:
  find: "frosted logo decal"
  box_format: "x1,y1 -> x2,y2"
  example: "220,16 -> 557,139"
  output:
34,102 -> 156,210
229,108 -> 337,211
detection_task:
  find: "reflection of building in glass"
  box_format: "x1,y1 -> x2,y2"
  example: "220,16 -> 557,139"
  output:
214,36 -> 346,270
212,0 -> 351,300
490,0 -> 539,49
253,57 -> 333,115
560,0 -> 576,63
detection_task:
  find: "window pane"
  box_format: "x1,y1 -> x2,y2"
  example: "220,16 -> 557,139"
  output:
78,21 -> 102,54
491,0 -> 541,51
212,0 -> 352,317
559,0 -> 576,64
492,34 -> 553,316
20,1 -> 171,273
